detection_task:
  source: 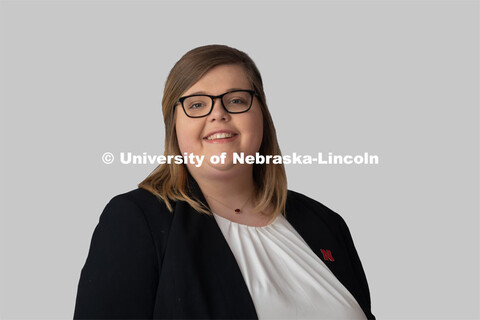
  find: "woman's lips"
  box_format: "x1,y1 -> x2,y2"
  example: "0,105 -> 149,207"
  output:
203,133 -> 238,144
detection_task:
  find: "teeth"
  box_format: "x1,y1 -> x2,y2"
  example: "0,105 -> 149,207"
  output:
206,132 -> 234,140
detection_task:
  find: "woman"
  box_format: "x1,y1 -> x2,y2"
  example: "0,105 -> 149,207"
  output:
74,45 -> 375,319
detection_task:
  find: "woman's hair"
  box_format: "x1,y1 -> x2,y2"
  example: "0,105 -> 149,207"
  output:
139,44 -> 287,217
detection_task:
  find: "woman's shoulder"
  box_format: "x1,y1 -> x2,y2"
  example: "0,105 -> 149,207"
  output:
286,189 -> 348,227
101,188 -> 174,227
109,188 -> 169,211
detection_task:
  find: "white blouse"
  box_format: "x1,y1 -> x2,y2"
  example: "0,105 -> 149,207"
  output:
212,212 -> 367,320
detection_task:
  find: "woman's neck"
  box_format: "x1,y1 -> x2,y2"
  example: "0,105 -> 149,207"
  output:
189,166 -> 274,225
196,173 -> 256,205
189,166 -> 261,215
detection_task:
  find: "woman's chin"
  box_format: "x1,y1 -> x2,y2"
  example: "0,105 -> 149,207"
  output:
205,160 -> 237,172
187,161 -> 247,180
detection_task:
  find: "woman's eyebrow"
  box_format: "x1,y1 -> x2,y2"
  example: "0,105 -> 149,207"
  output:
188,91 -> 207,95
187,88 -> 249,95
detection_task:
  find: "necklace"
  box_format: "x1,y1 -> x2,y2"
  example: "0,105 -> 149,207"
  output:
205,191 -> 253,214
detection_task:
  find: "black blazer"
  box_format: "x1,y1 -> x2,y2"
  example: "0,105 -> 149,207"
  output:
74,181 -> 375,319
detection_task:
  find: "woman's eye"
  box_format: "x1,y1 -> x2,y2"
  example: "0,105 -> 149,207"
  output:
230,98 -> 245,104
188,102 -> 204,109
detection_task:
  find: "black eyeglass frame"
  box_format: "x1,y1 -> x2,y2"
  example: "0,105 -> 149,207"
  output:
176,89 -> 256,118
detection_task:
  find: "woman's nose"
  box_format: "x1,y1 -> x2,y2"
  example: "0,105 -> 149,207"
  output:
208,98 -> 230,121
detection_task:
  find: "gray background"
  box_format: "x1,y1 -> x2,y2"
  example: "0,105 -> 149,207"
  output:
1,0 -> 478,319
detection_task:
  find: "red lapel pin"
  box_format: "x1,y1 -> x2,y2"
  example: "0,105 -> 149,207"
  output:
320,249 -> 335,261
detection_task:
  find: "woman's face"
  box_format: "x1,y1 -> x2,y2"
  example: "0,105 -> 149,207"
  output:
175,64 -> 263,179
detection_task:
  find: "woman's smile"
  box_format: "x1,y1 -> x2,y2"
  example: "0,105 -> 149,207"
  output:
203,129 -> 239,143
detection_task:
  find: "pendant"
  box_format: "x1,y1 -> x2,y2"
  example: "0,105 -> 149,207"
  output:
235,209 -> 241,213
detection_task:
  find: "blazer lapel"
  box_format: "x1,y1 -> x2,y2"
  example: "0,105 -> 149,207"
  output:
155,178 -> 258,319
284,191 -> 343,280
284,191 -> 372,319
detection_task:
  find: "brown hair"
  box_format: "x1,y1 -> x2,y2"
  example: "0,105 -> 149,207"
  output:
139,44 -> 287,218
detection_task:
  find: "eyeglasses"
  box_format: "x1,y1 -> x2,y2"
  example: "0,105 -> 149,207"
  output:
176,89 -> 256,118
